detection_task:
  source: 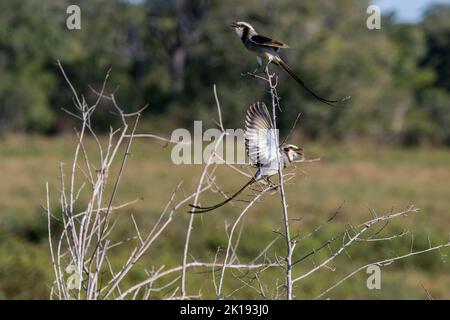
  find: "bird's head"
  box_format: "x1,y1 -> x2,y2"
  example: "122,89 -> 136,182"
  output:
230,21 -> 255,38
283,144 -> 304,162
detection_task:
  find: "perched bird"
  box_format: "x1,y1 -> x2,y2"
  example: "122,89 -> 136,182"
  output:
189,102 -> 303,214
230,21 -> 350,106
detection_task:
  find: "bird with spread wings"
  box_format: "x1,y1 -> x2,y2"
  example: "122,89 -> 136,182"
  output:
189,102 -> 303,213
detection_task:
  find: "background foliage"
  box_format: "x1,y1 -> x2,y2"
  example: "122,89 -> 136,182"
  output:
0,0 -> 448,145
0,0 -> 449,299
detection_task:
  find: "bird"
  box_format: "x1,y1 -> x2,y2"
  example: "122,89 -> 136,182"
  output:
230,21 -> 350,106
189,101 -> 303,214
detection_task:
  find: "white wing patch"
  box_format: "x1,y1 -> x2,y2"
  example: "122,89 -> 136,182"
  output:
245,102 -> 278,166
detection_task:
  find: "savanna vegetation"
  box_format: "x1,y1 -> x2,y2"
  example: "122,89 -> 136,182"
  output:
1,135 -> 449,299
0,0 -> 449,146
0,0 -> 449,299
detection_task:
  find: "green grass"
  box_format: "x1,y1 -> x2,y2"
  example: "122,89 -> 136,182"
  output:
0,135 -> 449,299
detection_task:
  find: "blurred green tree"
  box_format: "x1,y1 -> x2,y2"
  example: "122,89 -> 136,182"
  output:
0,0 -> 448,146
0,0 -> 64,132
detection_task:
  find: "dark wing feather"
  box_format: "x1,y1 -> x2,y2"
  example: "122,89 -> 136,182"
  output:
250,34 -> 290,49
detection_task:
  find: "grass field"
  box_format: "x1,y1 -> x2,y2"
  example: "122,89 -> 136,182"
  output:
0,135 -> 449,299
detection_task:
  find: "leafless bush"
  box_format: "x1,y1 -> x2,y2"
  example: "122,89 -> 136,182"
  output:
46,61 -> 212,299
46,62 -> 449,300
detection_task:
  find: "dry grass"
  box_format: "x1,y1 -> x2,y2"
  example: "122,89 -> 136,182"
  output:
0,135 -> 449,299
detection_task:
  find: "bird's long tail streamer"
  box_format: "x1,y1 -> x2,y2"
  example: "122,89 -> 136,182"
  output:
188,178 -> 256,214
275,57 -> 351,106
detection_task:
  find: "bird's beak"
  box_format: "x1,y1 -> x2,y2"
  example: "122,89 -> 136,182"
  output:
230,22 -> 239,28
